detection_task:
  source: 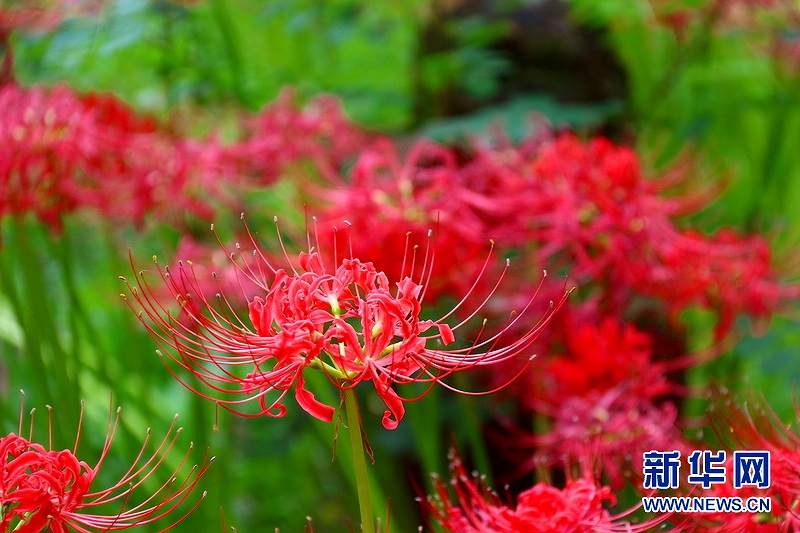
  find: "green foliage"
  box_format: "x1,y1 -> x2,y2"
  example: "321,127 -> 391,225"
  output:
13,0 -> 424,129
420,93 -> 623,143
567,0 -> 800,231
730,316 -> 800,421
419,15 -> 512,102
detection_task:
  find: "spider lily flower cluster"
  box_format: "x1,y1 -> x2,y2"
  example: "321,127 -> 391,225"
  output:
307,133 -> 795,340
0,82 -> 219,230
0,79 -> 359,232
682,393 -> 800,531
0,400 -> 211,533
422,451 -> 667,533
123,221 -> 569,429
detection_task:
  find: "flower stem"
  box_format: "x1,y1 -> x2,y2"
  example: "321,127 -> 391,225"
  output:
343,388 -> 375,533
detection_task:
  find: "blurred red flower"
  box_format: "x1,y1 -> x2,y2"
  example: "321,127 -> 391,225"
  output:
0,83 -> 227,230
222,88 -> 366,185
533,390 -> 690,489
545,317 -> 665,402
308,130 -> 793,339
673,394 -> 800,531
423,451 -> 666,532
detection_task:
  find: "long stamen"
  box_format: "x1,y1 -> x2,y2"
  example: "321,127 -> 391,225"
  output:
28,407 -> 35,442
273,216 -> 298,275
417,229 -> 435,304
344,220 -> 354,263
18,389 -> 25,436
46,404 -> 52,450
241,214 -> 279,274
436,240 -> 496,323
332,226 -> 339,268
400,231 -> 412,280
312,216 -> 322,260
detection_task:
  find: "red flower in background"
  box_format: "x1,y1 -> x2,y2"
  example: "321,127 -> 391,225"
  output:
310,138 -> 492,299
544,317 -> 665,403
489,306 -> 690,488
222,88 -> 366,185
423,451 -> 667,532
532,390 -> 690,489
670,393 -> 800,532
0,405 -> 211,533
123,221 -> 568,429
0,83 -> 227,230
526,134 -> 792,338
305,130 -> 793,340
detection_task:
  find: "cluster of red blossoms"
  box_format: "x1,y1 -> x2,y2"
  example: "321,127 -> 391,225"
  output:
0,83 -> 221,230
4,53 -> 791,343
0,80 -> 370,231
0,405 -> 211,533
112,94 -> 797,529
124,222 -> 569,430
2,4 -> 797,532
492,310 -> 688,488
220,88 -> 366,185
424,392 -> 800,533
423,451 -> 667,533
304,132 -> 793,340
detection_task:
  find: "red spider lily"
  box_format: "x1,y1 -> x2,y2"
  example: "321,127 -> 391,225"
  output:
717,397 -> 800,509
307,129 -> 792,339
532,390 -> 690,490
221,88 -> 366,185
542,317 -> 668,405
667,393 -> 800,532
526,134 -> 794,338
491,384 -> 689,489
0,400 -> 212,533
683,462 -> 795,533
488,308 -> 690,488
490,303 -> 679,408
122,220 -> 569,430
0,82 -> 224,230
422,450 -> 667,532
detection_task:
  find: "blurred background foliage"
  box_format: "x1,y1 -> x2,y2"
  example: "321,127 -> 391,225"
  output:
1,0 -> 799,531
567,0 -> 800,230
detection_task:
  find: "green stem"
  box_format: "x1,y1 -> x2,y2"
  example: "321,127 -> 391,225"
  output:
343,388 -> 375,533
13,512 -> 32,530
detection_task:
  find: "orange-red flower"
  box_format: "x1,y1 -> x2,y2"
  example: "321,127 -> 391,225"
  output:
423,451 -> 666,532
0,82 -> 226,230
124,223 -> 568,429
670,394 -> 800,532
0,405 -> 211,533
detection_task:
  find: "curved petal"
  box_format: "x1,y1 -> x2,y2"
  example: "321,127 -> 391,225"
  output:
373,373 -> 405,430
295,372 -> 335,423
